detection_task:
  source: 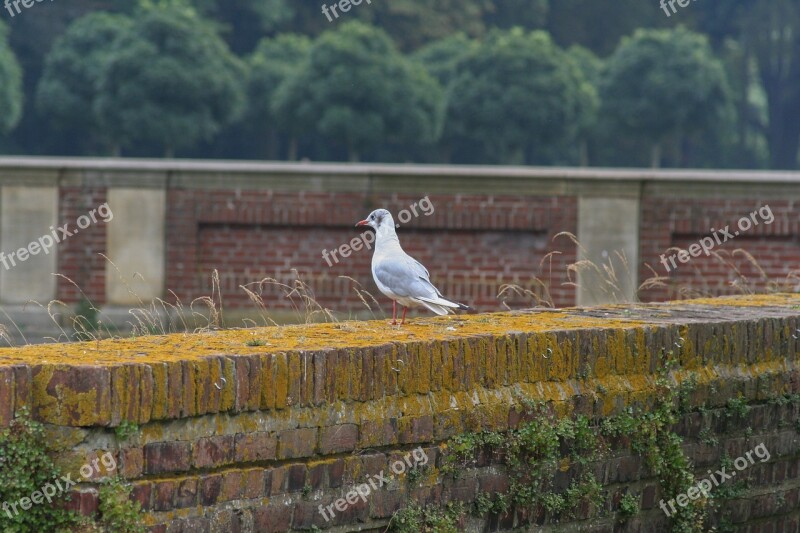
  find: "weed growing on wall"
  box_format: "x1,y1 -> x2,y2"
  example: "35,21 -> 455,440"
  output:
601,353 -> 706,532
0,410 -> 81,532
441,402 -> 606,522
389,502 -> 465,533
96,477 -> 146,533
0,410 -> 146,533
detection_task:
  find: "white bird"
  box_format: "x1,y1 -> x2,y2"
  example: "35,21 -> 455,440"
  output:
356,208 -> 469,325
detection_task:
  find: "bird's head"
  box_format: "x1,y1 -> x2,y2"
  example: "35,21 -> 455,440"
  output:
356,209 -> 394,231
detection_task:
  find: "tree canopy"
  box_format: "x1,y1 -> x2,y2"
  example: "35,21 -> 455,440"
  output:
273,21 -> 443,161
0,21 -> 22,136
0,0 -> 796,168
601,27 -> 732,167
94,3 -> 245,156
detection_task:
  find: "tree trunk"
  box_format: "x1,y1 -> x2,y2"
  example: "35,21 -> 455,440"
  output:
579,139 -> 589,167
264,129 -> 278,160
287,136 -> 298,161
650,143 -> 662,168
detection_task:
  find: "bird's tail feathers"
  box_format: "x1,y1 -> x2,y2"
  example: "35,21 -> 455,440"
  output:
415,296 -> 470,314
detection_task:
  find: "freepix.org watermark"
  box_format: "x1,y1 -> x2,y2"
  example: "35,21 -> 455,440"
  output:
321,196 -> 434,267
4,0 -> 54,18
2,452 -> 117,518
321,0 -> 371,23
318,446 -> 428,522
659,204 -> 774,273
660,0 -> 699,18
659,442 -> 770,517
0,202 -> 113,271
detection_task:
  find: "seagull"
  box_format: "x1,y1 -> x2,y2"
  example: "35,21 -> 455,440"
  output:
356,208 -> 469,325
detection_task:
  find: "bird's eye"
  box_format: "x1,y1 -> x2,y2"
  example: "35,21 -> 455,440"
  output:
370,215 -> 375,220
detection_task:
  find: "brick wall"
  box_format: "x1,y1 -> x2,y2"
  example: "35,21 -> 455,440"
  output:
37,161 -> 798,318
1,294 -> 799,532
639,197 -> 800,302
164,189 -> 577,311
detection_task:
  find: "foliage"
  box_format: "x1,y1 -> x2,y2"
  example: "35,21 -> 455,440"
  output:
602,354 -> 707,532
114,421 -> 139,442
442,403 -> 605,521
96,477 -> 146,533
445,28 -> 596,164
95,3 -> 246,156
389,502 -> 465,533
0,20 -> 22,135
244,34 -> 311,158
273,21 -> 444,161
7,0 -> 800,168
0,411 -> 80,532
618,492 -> 640,520
600,27 -> 733,167
36,12 -> 132,154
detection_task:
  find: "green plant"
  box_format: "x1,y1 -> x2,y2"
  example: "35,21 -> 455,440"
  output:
114,420 -> 139,442
618,492 -> 639,520
602,353 -> 707,532
389,502 -> 464,533
73,297 -> 101,341
245,338 -> 266,347
0,410 -> 81,533
406,464 -> 427,485
301,483 -> 312,499
699,427 -> 719,447
96,477 -> 146,533
726,396 -> 750,419
443,402 -> 605,522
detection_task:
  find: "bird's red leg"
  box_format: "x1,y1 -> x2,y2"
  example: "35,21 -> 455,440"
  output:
400,306 -> 408,325
392,301 -> 397,325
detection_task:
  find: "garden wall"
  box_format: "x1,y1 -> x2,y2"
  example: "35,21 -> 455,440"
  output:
0,293 -> 799,531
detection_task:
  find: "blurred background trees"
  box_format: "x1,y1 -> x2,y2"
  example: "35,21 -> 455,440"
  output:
0,0 -> 796,169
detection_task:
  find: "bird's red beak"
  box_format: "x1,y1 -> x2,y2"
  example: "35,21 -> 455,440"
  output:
355,219 -> 369,227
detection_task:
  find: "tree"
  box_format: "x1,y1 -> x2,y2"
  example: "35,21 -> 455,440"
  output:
445,28 -> 594,165
566,45 -> 602,166
356,0 -> 492,51
547,0 -> 666,57
600,27 -> 732,167
95,2 -> 246,156
36,12 -> 132,154
273,21 -> 444,162
744,0 -> 800,169
245,34 -> 311,159
413,33 -> 479,86
0,20 -> 22,136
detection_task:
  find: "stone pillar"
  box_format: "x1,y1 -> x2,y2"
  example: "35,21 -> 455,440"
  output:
0,186 -> 59,303
577,197 -> 640,306
105,188 -> 166,305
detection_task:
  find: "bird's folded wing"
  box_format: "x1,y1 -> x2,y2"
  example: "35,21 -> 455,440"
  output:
373,256 -> 440,299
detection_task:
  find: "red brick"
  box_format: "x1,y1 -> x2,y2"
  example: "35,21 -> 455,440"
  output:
0,367 -> 13,427
192,435 -> 234,468
277,427 -> 317,459
175,478 -> 198,508
253,504 -> 292,533
33,365 -> 111,426
144,441 -> 192,474
234,432 -> 277,462
242,468 -> 266,499
64,489 -> 99,517
119,447 -> 144,479
319,424 -> 358,454
399,416 -> 434,444
130,482 -> 152,511
200,474 -> 222,506
219,471 -> 243,501
153,480 -> 176,512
